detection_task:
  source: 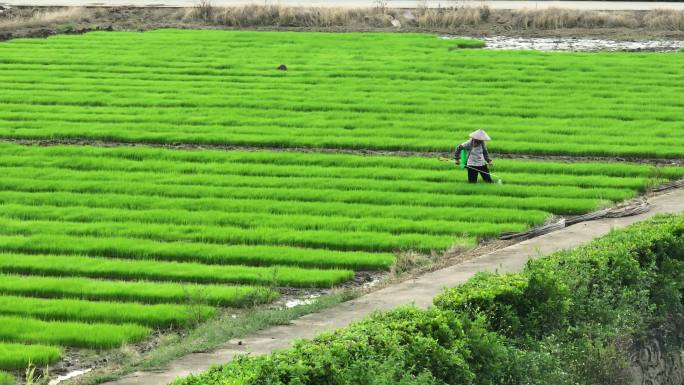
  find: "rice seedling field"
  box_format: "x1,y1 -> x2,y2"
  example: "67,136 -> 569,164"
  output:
0,29 -> 683,381
0,141 -> 681,371
0,30 -> 682,158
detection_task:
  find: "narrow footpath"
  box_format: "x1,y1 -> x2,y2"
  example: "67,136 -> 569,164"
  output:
107,188 -> 684,385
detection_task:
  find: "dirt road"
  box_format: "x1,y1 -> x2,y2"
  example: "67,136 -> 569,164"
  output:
2,0 -> 684,10
102,188 -> 684,385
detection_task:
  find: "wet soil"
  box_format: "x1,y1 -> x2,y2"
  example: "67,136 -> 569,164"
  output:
453,35 -> 684,51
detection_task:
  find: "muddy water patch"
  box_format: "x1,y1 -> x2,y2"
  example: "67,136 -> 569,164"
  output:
48,369 -> 92,385
285,294 -> 321,309
444,35 -> 684,51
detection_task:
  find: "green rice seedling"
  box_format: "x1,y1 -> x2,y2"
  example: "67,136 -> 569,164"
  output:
0,371 -> 14,385
0,176 -> 610,214
1,30 -> 683,360
0,315 -> 150,349
0,162 -> 643,200
0,234 -> 397,269
0,217 -> 460,253
0,31 -> 683,157
0,343 -> 62,371
0,143 -> 669,178
0,295 -> 216,327
0,252 -> 355,288
0,190 -> 550,224
0,146 -> 675,186
0,203 -> 535,237
0,274 -> 278,306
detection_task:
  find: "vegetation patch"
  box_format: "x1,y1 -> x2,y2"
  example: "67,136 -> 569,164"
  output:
0,274 -> 276,307
0,142 -> 680,370
0,343 -> 62,371
72,290 -> 359,385
173,214 -> 684,385
0,29 -> 683,381
0,31 -> 683,157
450,38 -> 486,49
0,316 -> 150,349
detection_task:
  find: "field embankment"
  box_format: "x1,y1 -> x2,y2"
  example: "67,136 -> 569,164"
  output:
2,5 -> 684,41
173,213 -> 684,385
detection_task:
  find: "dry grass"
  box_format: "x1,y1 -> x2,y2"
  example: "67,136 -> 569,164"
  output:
509,8 -> 684,31
414,6 -> 490,28
181,5 -> 684,32
186,4 -> 396,28
390,251 -> 432,277
192,0 -> 215,23
511,8 -> 640,29
0,7 -> 92,30
1,4 -> 684,39
643,9 -> 684,30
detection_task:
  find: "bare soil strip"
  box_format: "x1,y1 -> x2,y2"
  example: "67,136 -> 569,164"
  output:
100,188 -> 684,385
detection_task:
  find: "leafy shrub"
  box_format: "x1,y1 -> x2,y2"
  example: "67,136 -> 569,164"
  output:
434,270 -> 570,339
434,273 -> 528,336
174,214 -> 684,385
177,307 -> 510,385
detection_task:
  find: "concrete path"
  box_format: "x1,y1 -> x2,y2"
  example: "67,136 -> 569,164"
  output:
3,1 -> 684,10
104,188 -> 684,385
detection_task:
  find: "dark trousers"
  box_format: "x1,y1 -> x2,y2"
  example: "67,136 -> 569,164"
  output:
467,165 -> 492,183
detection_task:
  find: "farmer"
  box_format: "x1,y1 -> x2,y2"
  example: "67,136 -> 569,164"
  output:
455,129 -> 493,184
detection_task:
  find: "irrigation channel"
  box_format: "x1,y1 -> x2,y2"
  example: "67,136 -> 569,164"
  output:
101,188 -> 684,385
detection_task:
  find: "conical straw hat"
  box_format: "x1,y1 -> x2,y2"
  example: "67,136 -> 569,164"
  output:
469,129 -> 491,141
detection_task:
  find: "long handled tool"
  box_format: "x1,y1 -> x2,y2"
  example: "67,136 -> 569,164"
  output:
438,156 -> 503,184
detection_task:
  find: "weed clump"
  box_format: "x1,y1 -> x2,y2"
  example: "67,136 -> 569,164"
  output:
450,38 -> 486,49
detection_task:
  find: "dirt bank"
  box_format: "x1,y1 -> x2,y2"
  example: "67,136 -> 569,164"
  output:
2,5 -> 684,42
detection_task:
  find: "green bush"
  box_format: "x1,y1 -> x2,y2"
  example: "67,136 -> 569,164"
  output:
433,271 -> 569,339
178,307 -> 508,385
434,273 -> 528,336
174,214 -> 684,385
529,215 -> 684,344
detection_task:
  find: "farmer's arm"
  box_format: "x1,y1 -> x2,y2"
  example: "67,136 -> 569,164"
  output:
454,145 -> 463,160
454,140 -> 471,160
483,144 -> 492,164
